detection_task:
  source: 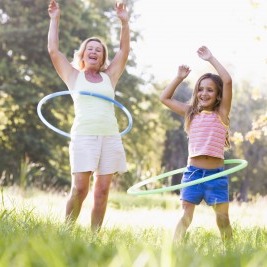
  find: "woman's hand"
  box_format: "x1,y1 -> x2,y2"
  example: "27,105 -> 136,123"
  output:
197,46 -> 213,61
48,0 -> 60,19
116,2 -> 129,24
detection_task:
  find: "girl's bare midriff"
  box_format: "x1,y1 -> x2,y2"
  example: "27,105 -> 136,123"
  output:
188,155 -> 224,169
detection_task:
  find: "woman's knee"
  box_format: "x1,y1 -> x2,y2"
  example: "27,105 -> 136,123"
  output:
94,186 -> 110,203
93,175 -> 112,201
70,185 -> 88,200
70,172 -> 90,199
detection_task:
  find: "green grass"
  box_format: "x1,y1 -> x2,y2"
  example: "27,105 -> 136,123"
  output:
0,188 -> 267,267
108,191 -> 180,210
0,208 -> 266,267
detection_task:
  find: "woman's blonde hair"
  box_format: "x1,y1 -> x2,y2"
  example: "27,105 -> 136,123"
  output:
71,37 -> 109,71
184,73 -> 230,148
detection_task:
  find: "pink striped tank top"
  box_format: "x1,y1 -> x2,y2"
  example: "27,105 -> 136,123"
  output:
188,111 -> 228,159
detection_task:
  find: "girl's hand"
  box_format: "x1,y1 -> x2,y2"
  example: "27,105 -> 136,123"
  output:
48,0 -> 60,19
177,65 -> 191,80
116,1 -> 129,24
197,46 -> 213,61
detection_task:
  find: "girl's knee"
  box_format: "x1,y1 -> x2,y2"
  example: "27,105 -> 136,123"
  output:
181,214 -> 193,228
181,201 -> 195,224
216,213 -> 230,228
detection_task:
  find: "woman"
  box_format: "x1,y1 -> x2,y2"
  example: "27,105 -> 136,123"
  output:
48,0 -> 130,231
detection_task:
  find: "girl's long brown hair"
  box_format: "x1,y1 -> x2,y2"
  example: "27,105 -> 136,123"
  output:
184,73 -> 230,148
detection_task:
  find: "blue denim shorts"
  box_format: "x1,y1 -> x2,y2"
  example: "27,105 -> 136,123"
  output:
180,165 -> 229,206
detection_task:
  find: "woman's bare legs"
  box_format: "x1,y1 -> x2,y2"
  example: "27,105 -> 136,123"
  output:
91,173 -> 113,232
65,171 -> 91,223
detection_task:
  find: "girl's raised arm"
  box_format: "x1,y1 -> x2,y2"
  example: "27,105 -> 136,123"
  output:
197,46 -> 232,119
160,65 -> 191,117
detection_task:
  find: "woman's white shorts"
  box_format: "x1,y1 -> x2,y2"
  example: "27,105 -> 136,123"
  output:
69,135 -> 127,175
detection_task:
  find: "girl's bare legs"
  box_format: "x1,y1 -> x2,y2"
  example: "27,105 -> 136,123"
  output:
173,200 -> 195,243
213,202 -> 233,241
91,173 -> 113,232
65,171 -> 91,223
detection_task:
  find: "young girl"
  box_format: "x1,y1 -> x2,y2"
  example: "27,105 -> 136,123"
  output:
160,46 -> 233,242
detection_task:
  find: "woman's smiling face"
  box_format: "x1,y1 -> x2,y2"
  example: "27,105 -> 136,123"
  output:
83,40 -> 104,70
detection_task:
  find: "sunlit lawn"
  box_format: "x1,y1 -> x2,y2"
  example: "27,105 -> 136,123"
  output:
1,186 -> 267,267
2,186 -> 266,230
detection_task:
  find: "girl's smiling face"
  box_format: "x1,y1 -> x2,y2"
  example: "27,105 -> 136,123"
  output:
197,78 -> 218,111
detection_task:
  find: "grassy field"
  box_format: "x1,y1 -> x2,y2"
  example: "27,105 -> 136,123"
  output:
1,186 -> 267,267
